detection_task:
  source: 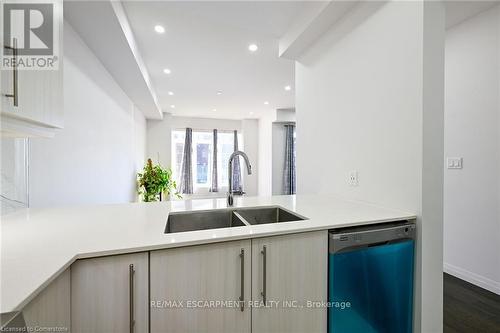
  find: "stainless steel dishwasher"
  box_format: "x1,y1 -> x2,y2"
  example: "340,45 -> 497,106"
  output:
328,221 -> 416,333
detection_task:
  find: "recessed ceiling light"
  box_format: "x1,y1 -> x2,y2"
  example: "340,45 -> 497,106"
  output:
248,44 -> 258,52
163,68 -> 171,75
249,112 -> 254,115
170,105 -> 175,109
216,91 -> 223,95
154,25 -> 165,34
168,91 -> 174,96
212,109 -> 217,112
284,85 -> 291,91
263,101 -> 269,105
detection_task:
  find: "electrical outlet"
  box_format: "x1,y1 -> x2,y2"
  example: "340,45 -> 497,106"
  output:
447,157 -> 463,169
348,171 -> 359,186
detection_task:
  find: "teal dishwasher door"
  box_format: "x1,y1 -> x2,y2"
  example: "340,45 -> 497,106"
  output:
329,239 -> 414,333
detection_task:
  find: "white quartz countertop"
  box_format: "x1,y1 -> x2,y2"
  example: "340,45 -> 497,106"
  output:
0,194 -> 416,313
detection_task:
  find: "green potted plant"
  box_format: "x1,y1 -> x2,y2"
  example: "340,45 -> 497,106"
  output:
137,159 -> 181,202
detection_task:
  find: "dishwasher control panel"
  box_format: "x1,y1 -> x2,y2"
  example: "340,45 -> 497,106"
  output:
329,221 -> 416,253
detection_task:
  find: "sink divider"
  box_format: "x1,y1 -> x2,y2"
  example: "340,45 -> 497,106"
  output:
232,211 -> 252,227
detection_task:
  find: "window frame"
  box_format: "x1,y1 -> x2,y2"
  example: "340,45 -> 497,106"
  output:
171,128 -> 243,197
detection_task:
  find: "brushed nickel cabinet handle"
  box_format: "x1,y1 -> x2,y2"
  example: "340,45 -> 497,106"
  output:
129,264 -> 135,333
4,38 -> 18,107
261,245 -> 267,304
239,248 -> 245,311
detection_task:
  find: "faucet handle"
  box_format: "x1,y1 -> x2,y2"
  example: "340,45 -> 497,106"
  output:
231,190 -> 246,196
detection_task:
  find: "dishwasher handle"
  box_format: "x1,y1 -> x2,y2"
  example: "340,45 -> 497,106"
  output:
330,222 -> 415,254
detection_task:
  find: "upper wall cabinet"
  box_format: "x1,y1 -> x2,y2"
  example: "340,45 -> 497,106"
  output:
0,0 -> 63,138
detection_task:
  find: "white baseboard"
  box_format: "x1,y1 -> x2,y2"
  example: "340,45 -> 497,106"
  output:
444,262 -> 500,295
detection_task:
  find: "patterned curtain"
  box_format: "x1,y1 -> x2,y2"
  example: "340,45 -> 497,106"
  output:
232,130 -> 242,192
210,129 -> 218,192
179,128 -> 193,194
283,124 -> 296,195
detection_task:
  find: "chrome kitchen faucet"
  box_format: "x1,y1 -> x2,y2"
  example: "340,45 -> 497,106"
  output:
227,151 -> 252,206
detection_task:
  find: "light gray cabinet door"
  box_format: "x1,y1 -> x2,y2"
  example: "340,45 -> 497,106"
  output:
150,240 -> 251,333
23,268 -> 70,332
251,231 -> 328,333
0,0 -> 63,128
71,253 -> 148,333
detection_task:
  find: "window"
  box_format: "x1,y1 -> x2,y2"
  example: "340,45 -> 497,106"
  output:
171,129 -> 243,194
217,132 -> 235,187
192,131 -> 212,187
172,130 -> 185,181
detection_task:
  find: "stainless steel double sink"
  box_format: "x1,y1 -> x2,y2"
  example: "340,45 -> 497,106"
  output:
165,206 -> 307,234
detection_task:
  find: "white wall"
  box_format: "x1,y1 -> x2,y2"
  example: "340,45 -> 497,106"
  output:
242,119 -> 259,196
296,2 -> 444,331
170,116 -> 241,132
444,5 -> 500,294
276,108 -> 296,122
147,113 -> 173,167
134,105 -> 147,174
258,112 -> 275,196
29,22 -> 146,207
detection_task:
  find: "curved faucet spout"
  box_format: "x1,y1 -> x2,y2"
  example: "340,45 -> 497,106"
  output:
228,150 -> 252,206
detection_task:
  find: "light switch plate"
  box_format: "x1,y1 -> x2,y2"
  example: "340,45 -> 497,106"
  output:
447,157 -> 463,169
348,171 -> 359,186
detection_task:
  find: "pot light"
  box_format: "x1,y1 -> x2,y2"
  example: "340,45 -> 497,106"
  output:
249,112 -> 254,115
170,105 -> 175,109
163,68 -> 171,75
154,25 -> 165,34
212,109 -> 217,112
263,101 -> 269,105
168,91 -> 174,96
216,91 -> 223,95
284,85 -> 291,91
248,44 -> 258,52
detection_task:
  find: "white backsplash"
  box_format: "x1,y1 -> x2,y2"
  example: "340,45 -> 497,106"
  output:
1,138 -> 30,215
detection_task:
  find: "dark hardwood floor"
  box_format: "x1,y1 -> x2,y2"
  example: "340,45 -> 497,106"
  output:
444,273 -> 500,333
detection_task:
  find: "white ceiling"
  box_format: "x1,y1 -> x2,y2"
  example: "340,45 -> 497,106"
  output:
122,1 -> 317,120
